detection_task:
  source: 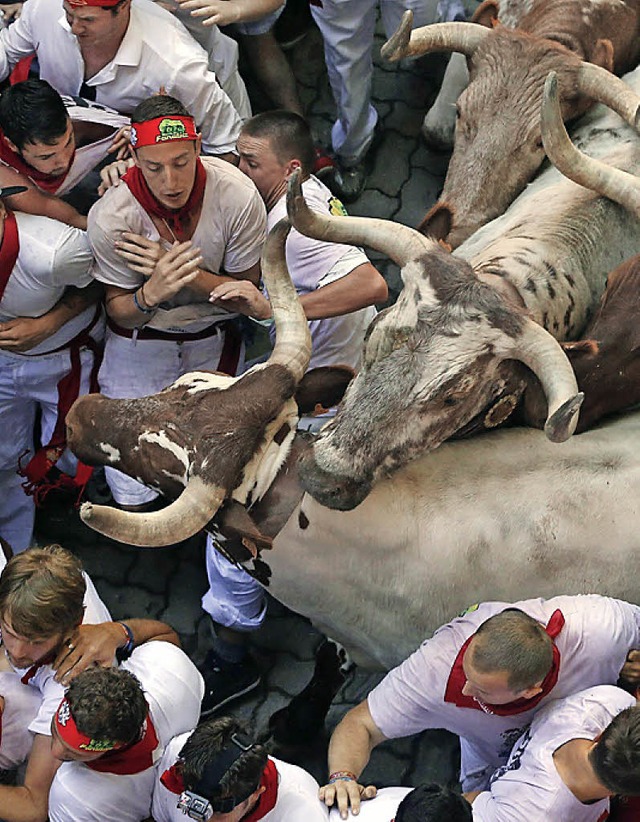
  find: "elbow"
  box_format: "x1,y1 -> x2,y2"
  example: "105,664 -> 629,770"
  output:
372,277 -> 389,305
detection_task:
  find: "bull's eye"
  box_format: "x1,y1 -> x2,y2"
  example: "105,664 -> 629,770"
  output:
443,396 -> 457,407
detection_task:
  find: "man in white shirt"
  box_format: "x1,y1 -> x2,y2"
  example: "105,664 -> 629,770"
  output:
320,596 -> 640,818
0,0 -> 246,158
0,184 -> 102,553
153,716 -> 328,822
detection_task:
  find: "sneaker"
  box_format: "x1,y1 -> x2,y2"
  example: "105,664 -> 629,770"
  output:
312,146 -> 335,182
199,650 -> 261,716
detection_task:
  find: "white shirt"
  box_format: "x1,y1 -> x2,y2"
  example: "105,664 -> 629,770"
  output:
49,642 -> 204,822
0,671 -> 41,771
0,0 -> 243,155
0,212 -> 96,353
153,744 -> 328,822
367,595 -> 640,791
329,787 -> 412,822
268,176 -> 375,370
472,686 -> 634,821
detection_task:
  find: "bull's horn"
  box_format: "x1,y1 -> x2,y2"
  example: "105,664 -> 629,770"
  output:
382,10 -> 489,61
262,218 -> 311,382
80,476 -> 224,547
509,317 -> 583,442
542,72 -> 640,215
286,169 -> 434,269
575,63 -> 640,131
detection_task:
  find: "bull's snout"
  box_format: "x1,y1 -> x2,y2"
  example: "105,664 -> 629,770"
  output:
298,449 -> 371,512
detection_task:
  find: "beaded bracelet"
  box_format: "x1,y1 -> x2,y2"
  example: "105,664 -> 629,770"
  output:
328,771 -> 357,784
116,621 -> 135,660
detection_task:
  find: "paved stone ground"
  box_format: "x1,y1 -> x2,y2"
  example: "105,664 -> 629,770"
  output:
35,9 -> 461,799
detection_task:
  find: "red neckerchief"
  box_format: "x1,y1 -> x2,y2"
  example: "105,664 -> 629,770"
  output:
86,711 -> 159,775
444,609 -> 565,716
610,796 -> 639,821
122,157 -> 206,237
0,209 -> 20,303
19,648 -> 57,685
0,128 -> 74,194
160,758 -> 279,821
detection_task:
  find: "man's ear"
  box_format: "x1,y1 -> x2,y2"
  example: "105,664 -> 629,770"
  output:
519,682 -> 544,699
3,135 -> 20,155
285,158 -> 302,178
195,134 -> 202,157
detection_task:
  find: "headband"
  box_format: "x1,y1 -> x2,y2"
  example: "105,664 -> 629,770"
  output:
54,697 -> 125,753
130,116 -> 197,150
66,0 -> 123,6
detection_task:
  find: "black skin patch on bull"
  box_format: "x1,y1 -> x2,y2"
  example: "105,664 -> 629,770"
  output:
544,262 -> 558,281
547,282 -> 556,300
525,278 -> 538,294
415,251 -> 526,339
298,510 -> 309,530
565,273 -> 575,288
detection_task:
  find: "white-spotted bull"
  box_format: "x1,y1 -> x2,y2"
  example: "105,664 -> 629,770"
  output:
66,227 -> 640,669
297,66 -> 640,510
383,0 -> 640,246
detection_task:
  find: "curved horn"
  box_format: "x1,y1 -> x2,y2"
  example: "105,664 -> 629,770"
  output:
382,10 -> 490,61
286,169 -> 435,268
542,71 -> 640,215
508,316 -> 583,442
80,476 -> 225,547
575,62 -> 640,131
262,218 -> 312,382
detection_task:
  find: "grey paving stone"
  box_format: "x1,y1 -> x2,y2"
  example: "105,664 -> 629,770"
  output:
349,189 -> 397,221
395,165 -> 444,227
367,134 -> 413,197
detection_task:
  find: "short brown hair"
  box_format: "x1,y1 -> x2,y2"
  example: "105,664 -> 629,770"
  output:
590,706 -> 640,796
240,111 -> 315,177
470,609 -> 553,692
0,545 -> 85,639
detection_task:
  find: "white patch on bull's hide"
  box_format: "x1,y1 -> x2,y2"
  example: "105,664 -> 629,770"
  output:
138,430 -> 190,484
231,398 -> 299,505
98,443 -> 121,463
172,371 -> 239,394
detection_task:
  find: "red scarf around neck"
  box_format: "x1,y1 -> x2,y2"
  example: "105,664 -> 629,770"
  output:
444,609 -> 565,716
0,209 -> 20,303
0,129 -> 74,195
86,712 -> 159,776
122,157 -> 206,237
161,757 -> 279,821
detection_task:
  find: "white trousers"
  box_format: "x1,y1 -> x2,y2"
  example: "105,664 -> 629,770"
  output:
0,345 -> 95,553
202,534 -> 267,631
98,328 -> 238,507
310,0 -> 438,164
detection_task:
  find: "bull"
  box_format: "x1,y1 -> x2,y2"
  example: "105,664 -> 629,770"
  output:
382,0 -> 640,246
297,65 -> 640,511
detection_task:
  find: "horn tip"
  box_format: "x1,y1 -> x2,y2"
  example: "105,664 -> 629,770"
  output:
80,501 -> 94,522
381,9 -> 413,61
543,392 -> 584,442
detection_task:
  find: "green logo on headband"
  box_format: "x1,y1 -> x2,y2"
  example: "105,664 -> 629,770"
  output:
157,118 -> 188,142
79,738 -> 118,752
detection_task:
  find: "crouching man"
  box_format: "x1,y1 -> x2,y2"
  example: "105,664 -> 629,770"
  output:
153,716 -> 328,821
49,645 -> 204,821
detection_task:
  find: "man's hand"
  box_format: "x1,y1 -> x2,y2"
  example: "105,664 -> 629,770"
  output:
176,0 -> 243,27
0,315 -> 58,353
621,650 -> 640,685
98,158 -> 134,196
107,125 -> 133,160
115,232 -> 164,278
53,622 -> 127,685
209,280 -> 272,320
319,779 -> 377,819
139,241 -> 204,306
0,3 -> 23,24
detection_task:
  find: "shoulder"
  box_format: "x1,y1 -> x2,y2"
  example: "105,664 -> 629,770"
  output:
87,183 -> 142,237
203,157 -> 263,199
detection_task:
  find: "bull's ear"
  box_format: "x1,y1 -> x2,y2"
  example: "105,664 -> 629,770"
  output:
471,0 -> 500,28
591,38 -> 614,73
561,339 -> 599,357
418,202 -> 454,242
295,366 -> 355,414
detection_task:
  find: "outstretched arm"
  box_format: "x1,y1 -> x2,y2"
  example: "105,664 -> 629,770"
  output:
0,734 -> 60,822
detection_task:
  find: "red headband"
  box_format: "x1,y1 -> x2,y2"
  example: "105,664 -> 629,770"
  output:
130,116 -> 197,150
54,697 -> 125,753
66,0 -> 123,6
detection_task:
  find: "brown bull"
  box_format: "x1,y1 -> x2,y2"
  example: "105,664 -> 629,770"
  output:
382,0 -> 640,246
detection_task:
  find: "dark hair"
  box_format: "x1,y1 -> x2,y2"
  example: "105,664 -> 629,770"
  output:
131,94 -> 191,125
0,80 -> 69,151
107,0 -> 128,15
395,784 -> 473,822
470,608 -> 554,692
0,545 -> 85,639
66,667 -> 148,746
590,706 -> 640,796
179,717 -> 268,806
240,111 -> 315,176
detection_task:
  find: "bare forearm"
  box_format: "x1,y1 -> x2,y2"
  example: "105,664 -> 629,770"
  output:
300,263 -> 388,321
0,785 -> 49,822
327,708 -> 380,779
5,186 -> 86,230
125,618 -> 181,649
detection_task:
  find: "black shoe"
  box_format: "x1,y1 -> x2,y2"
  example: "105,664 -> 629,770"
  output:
330,123 -> 384,204
199,650 -> 261,716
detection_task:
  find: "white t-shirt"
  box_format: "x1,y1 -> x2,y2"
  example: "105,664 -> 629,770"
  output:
0,212 -> 97,353
0,0 -> 243,155
268,176 -> 375,370
473,686 -> 634,821
329,787 -> 412,822
368,595 -> 640,791
153,744 -> 328,822
88,156 -> 266,332
49,641 -> 204,822
0,671 -> 41,772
